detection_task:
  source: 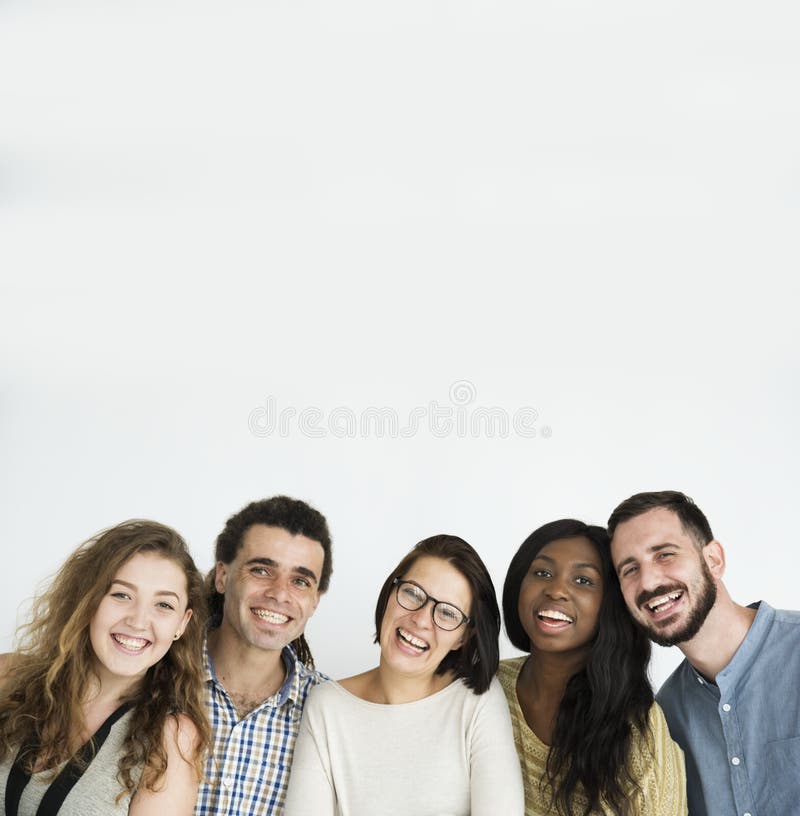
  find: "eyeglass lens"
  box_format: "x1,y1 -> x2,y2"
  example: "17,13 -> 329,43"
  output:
396,582 -> 464,630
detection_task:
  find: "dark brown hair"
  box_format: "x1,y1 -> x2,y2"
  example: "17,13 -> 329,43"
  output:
206,495 -> 332,666
373,534 -> 500,694
607,490 -> 713,548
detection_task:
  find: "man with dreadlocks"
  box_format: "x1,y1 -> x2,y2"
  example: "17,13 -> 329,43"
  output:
195,495 -> 333,816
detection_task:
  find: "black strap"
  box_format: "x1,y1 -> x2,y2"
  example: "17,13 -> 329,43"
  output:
4,703 -> 133,816
5,749 -> 31,816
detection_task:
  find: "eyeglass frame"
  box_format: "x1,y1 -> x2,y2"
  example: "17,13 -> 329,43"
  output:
391,577 -> 473,630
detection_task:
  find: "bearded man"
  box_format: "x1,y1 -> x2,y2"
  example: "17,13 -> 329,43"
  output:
608,490 -> 800,816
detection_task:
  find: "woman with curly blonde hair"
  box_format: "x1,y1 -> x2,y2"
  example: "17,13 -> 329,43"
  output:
0,520 -> 211,815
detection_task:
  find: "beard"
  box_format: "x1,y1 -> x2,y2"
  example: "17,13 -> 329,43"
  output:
635,558 -> 717,647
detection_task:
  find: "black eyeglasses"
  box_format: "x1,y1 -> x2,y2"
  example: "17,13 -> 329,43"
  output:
392,578 -> 472,631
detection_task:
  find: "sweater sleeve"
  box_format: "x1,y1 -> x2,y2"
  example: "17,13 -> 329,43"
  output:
633,703 -> 688,816
468,677 -> 526,816
283,690 -> 337,816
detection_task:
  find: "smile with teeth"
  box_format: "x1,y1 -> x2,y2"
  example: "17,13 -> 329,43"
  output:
538,609 -> 574,624
645,591 -> 683,615
397,627 -> 429,652
112,634 -> 149,651
253,608 -> 290,624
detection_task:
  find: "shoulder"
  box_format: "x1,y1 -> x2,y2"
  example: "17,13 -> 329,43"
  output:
768,604 -> 800,628
643,701 -> 673,740
462,676 -> 512,724
630,703 -> 684,770
656,658 -> 693,707
337,668 -> 375,697
301,679 -> 346,714
496,657 -> 524,694
292,653 -> 330,690
161,713 -> 202,760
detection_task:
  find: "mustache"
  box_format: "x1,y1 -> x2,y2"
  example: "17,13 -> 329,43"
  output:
636,583 -> 687,609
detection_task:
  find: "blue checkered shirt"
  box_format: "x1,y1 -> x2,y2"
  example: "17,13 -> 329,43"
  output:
194,637 -> 328,816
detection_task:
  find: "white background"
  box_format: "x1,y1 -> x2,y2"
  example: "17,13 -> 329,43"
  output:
1,0 -> 798,689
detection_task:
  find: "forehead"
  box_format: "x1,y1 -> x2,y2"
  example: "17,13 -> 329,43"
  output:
235,524 -> 325,573
534,535 -> 602,569
403,555 -> 472,610
610,508 -> 691,559
114,551 -> 188,599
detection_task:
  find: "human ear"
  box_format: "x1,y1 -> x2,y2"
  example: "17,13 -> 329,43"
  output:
703,540 -> 726,579
174,608 -> 193,640
214,562 -> 228,594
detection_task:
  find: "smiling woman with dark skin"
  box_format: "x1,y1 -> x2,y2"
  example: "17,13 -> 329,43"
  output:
499,520 -> 687,816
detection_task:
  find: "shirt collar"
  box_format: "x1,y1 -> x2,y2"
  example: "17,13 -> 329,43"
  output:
715,600 -> 771,685
202,633 -> 303,708
689,600 -> 772,689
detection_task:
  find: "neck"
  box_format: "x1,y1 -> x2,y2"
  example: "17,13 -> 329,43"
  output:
522,648 -> 587,702
85,662 -> 141,707
515,651 -> 587,747
678,590 -> 757,680
208,625 -> 287,699
370,660 -> 453,704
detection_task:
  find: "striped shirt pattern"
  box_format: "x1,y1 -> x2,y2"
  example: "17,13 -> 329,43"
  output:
195,638 -> 328,816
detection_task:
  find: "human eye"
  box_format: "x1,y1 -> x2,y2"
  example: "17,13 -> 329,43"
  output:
292,576 -> 312,589
532,568 -> 551,579
656,551 -> 675,561
251,565 -> 271,577
156,600 -> 176,611
619,564 -> 638,579
437,604 -> 461,625
400,584 -> 425,605
574,575 -> 594,586
110,590 -> 132,600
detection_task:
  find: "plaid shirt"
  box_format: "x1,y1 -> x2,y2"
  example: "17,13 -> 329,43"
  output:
194,637 -> 328,816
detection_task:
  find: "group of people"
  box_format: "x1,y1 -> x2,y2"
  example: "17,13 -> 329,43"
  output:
0,491 -> 797,816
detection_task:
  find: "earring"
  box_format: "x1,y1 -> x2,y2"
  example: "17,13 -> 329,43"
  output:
173,633 -> 181,640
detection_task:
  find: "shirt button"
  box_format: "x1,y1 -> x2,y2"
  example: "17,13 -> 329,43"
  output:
731,757 -> 741,766
744,812 -> 752,816
722,703 -> 731,712
223,777 -> 234,788
697,676 -> 704,684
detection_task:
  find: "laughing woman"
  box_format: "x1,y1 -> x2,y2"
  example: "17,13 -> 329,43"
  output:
499,520 -> 687,816
0,521 -> 210,815
284,534 -> 524,816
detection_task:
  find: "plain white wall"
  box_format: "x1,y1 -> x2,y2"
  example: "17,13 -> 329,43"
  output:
1,1 -> 798,692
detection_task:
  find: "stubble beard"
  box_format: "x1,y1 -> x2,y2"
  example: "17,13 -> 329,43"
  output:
637,559 -> 717,647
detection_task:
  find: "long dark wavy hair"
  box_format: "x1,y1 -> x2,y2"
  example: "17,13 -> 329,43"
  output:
0,520 -> 211,799
503,519 -> 653,816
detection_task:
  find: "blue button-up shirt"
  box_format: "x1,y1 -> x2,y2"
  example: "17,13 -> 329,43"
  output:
657,601 -> 800,816
195,638 -> 328,816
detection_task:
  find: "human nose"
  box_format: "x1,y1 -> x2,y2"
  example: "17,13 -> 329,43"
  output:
408,599 -> 435,629
636,561 -> 662,591
545,574 -> 570,600
261,573 -> 292,602
124,600 -> 149,630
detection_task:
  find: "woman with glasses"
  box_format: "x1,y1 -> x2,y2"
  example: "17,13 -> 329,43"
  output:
499,520 -> 686,816
284,534 -> 524,816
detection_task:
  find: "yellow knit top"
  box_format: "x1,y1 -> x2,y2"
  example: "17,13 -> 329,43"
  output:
497,658 -> 687,816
